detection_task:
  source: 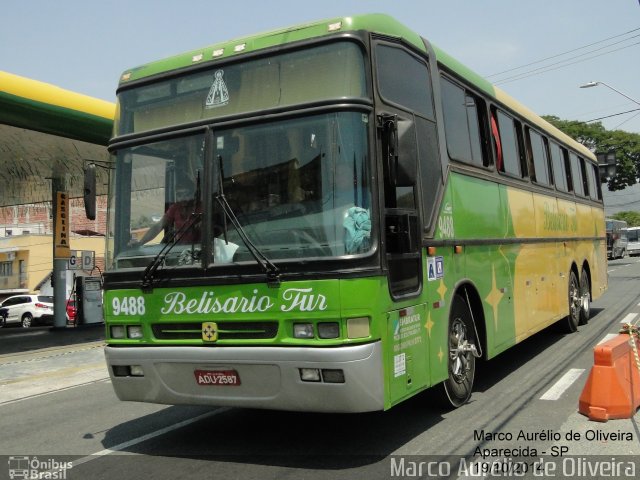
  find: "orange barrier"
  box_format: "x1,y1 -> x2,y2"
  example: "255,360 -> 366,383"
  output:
578,332 -> 640,422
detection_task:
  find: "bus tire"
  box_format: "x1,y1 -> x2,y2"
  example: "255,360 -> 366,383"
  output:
564,270 -> 580,333
441,294 -> 476,408
578,269 -> 591,325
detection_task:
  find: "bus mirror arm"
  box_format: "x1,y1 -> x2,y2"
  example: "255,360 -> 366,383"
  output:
84,163 -> 97,220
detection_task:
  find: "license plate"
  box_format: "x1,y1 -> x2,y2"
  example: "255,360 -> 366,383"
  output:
194,369 -> 241,386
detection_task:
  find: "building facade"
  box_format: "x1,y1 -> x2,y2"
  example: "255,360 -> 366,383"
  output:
0,196 -> 107,300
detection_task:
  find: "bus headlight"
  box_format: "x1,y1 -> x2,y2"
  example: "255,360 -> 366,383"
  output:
318,322 -> 340,339
127,325 -> 143,339
347,317 -> 370,339
111,325 -> 126,339
293,323 -> 314,339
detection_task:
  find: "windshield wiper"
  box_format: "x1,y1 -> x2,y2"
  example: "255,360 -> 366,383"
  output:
215,154 -> 281,287
141,173 -> 203,292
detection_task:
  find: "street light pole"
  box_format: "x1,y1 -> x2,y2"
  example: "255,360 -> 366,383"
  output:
579,81 -> 640,107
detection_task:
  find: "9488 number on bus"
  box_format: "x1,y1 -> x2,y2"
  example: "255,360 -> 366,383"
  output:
112,296 -> 146,316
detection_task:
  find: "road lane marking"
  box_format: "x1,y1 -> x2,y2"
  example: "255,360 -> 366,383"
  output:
598,333 -> 619,345
540,368 -> 585,401
620,313 -> 638,325
43,408 -> 229,476
0,378 -> 111,406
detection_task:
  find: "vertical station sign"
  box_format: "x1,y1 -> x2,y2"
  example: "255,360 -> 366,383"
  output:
55,191 -> 71,258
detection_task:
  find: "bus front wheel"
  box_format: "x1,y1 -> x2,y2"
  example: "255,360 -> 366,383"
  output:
441,294 -> 477,408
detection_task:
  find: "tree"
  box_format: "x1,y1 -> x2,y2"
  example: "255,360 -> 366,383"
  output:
542,116 -> 640,191
612,211 -> 640,227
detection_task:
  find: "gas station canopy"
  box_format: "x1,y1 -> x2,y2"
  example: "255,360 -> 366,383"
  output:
0,71 -> 115,206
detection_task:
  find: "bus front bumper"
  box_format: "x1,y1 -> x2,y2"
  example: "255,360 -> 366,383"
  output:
104,342 -> 384,413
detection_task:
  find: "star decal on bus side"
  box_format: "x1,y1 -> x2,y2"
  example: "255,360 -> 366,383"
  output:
485,264 -> 504,330
437,346 -> 444,364
437,279 -> 447,303
424,311 -> 434,338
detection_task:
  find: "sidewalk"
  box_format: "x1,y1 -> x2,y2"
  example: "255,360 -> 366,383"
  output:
0,323 -> 105,356
0,324 -> 108,405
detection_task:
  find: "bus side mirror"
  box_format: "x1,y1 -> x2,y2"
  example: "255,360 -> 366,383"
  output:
84,163 -> 97,220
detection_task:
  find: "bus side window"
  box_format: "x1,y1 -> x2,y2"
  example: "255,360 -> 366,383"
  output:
549,141 -> 568,192
514,119 -> 527,178
569,152 -> 584,196
525,127 -> 550,186
589,163 -> 603,200
440,77 -> 489,167
495,109 -> 521,177
490,108 -> 503,171
562,147 -> 573,192
579,157 -> 590,198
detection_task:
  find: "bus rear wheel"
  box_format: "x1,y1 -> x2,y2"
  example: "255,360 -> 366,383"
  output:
441,294 -> 477,408
578,269 -> 591,325
564,270 -> 580,333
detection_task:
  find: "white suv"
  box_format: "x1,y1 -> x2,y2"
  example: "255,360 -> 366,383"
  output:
0,295 -> 54,328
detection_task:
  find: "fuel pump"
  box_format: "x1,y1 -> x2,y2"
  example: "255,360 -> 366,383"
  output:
75,276 -> 104,324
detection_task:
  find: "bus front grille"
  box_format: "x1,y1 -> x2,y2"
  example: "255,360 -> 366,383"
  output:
152,321 -> 279,340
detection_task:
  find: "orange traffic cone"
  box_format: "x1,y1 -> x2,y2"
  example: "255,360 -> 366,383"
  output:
578,328 -> 640,422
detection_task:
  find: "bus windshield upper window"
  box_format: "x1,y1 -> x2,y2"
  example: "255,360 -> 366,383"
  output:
115,42 -> 368,136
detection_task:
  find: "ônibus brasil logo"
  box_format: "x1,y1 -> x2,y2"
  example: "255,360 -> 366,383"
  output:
7,456 -> 73,479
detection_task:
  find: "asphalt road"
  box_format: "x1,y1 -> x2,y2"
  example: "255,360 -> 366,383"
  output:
1,259 -> 639,480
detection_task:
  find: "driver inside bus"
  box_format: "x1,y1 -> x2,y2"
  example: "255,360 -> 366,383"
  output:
129,178 -> 201,247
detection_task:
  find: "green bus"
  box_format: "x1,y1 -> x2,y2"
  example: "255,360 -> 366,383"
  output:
98,14 -> 607,412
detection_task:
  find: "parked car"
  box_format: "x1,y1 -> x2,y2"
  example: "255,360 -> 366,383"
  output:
66,299 -> 77,324
0,294 -> 54,328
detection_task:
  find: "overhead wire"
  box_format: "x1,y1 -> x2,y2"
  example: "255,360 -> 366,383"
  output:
613,110 -> 640,129
486,26 -> 640,79
493,40 -> 640,85
584,108 -> 640,122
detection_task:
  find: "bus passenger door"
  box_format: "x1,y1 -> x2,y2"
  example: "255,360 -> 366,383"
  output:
378,113 -> 422,298
379,114 -> 428,405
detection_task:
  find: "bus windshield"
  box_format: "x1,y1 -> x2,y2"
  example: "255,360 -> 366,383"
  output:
107,111 -> 373,270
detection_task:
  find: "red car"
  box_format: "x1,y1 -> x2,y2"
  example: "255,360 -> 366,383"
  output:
66,299 -> 77,324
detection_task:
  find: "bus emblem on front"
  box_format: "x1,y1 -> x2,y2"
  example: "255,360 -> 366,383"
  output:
202,322 -> 218,342
205,70 -> 229,108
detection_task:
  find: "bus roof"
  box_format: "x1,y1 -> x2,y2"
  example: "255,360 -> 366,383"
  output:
117,14 -> 425,85
117,13 -> 594,161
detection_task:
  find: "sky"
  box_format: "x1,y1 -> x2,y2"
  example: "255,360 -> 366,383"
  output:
2,0 -> 640,134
